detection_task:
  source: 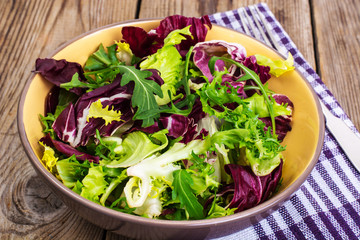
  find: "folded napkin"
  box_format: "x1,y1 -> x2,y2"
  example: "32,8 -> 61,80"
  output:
208,3 -> 360,240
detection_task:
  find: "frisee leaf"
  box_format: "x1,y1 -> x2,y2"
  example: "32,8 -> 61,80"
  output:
172,169 -> 204,220
87,99 -> 122,126
39,113 -> 56,139
208,56 -> 277,137
39,142 -> 58,173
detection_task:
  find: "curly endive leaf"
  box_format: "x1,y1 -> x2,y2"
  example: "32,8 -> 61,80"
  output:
87,99 -> 122,126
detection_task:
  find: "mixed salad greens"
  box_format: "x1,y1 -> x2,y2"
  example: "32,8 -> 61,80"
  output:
36,15 -> 295,220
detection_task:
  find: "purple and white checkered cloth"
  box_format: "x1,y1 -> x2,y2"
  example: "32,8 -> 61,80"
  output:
209,3 -> 360,240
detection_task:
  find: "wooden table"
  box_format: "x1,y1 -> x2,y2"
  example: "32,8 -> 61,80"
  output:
1,0 -> 359,239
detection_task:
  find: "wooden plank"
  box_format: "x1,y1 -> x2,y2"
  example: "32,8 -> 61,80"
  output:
0,0 -> 138,238
138,0 -> 315,68
313,0 -> 360,130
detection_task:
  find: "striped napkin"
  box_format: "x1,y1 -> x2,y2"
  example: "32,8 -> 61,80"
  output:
208,3 -> 360,240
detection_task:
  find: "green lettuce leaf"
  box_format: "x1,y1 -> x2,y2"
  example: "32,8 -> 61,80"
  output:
104,129 -> 169,168
211,129 -> 250,149
255,53 -> 295,77
206,197 -> 236,219
197,66 -> 286,176
187,153 -> 219,198
246,144 -> 283,176
56,155 -> 90,188
80,165 -> 109,203
99,169 -> 128,206
124,138 -> 211,209
243,93 -> 291,118
140,26 -> 192,105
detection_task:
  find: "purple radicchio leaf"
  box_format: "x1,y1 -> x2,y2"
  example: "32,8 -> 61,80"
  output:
192,42 -> 272,98
121,26 -> 159,58
223,160 -> 283,212
242,55 -> 271,96
159,114 -> 208,144
152,15 -> 212,57
52,79 -> 133,147
242,55 -> 271,84
259,94 -> 293,141
122,15 -> 212,58
52,102 -> 77,143
187,97 -> 206,123
45,86 -> 60,115
35,58 -> 86,96
192,40 -> 247,82
127,121 -> 160,134
160,114 -> 191,139
40,134 -> 99,163
144,69 -> 164,86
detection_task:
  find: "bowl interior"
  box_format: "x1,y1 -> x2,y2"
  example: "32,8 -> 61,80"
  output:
20,20 -> 323,217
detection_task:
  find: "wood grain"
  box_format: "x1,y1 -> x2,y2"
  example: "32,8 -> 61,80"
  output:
0,0 -> 138,239
313,0 -> 360,130
1,0 -> 359,239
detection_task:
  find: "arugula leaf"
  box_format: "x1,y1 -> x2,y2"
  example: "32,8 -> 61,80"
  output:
172,169 -> 204,220
118,65 -> 163,127
109,197 -> 136,214
94,129 -> 118,161
178,46 -> 193,96
83,43 -> 164,127
60,72 -> 101,91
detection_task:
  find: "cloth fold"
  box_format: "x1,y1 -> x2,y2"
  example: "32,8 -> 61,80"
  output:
208,3 -> 360,240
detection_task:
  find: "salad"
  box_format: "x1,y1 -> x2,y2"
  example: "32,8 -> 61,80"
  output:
36,15 -> 295,220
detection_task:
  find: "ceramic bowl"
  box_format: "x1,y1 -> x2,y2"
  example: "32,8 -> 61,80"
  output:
18,19 -> 325,240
